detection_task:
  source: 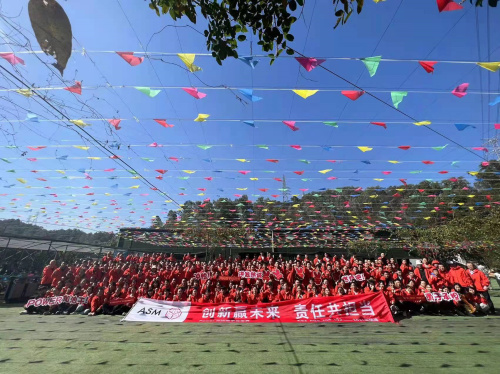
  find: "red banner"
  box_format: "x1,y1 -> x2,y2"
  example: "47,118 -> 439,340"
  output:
123,292 -> 395,324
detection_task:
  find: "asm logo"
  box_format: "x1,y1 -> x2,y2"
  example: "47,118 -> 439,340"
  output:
137,307 -> 161,316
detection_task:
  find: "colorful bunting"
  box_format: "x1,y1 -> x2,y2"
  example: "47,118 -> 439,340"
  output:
27,146 -> 46,151
414,121 -> 431,126
177,54 -> 202,72
197,145 -> 212,150
243,120 -> 255,127
194,114 -> 210,122
283,121 -> 299,131
341,90 -> 365,101
182,87 -> 207,99
391,91 -> 407,109
70,120 -> 91,128
477,62 -> 500,72
73,145 -> 90,150
419,61 -> 437,73
292,90 -> 318,99
0,52 -> 25,65
323,121 -> 338,127
489,96 -> 500,106
116,52 -> 144,66
108,119 -> 121,130
437,0 -> 464,12
135,87 -> 161,97
64,81 -> 82,95
358,146 -> 373,152
360,56 -> 381,77
455,123 -> 476,131
239,56 -> 259,69
16,89 -> 33,97
451,83 -> 469,98
295,57 -> 326,72
26,113 -> 39,122
154,119 -> 174,128
370,122 -> 387,129
318,169 -> 332,174
290,145 -> 302,150
239,89 -> 263,102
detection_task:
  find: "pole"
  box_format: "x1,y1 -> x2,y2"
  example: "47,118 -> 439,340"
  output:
271,230 -> 274,253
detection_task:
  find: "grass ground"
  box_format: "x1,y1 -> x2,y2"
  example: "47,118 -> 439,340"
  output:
1,288 -> 499,374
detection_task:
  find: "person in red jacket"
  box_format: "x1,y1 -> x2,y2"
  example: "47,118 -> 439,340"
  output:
88,288 -> 105,316
41,260 -> 57,286
466,262 -> 494,313
448,263 -> 473,288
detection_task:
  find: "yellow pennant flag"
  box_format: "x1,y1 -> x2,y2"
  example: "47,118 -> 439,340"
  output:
250,178 -> 259,181
73,145 -> 90,150
424,217 -> 431,220
467,195 -> 475,198
197,193 -> 205,196
236,188 -> 248,190
70,120 -> 91,128
358,146 -> 373,152
414,121 -> 431,126
16,89 -> 34,97
292,204 -> 299,208
374,178 -> 384,181
87,157 -> 101,160
292,89 -> 318,99
236,159 -> 249,162
194,113 -> 210,122
458,203 -> 464,206
477,62 -> 500,72
469,206 -> 474,210
318,169 -> 332,174
183,170 -> 196,174
129,185 -> 140,189
17,178 -> 27,184
468,171 -> 478,176
388,160 -> 400,164
178,54 -> 202,72
56,170 -> 65,174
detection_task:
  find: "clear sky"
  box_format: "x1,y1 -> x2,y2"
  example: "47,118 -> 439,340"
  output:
0,0 -> 499,232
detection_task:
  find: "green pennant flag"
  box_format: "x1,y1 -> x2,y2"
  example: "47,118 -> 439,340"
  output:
197,145 -> 212,150
391,91 -> 408,109
432,144 -> 448,151
1,158 -> 11,163
135,86 -> 161,98
7,169 -> 15,173
256,145 -> 268,150
451,161 -> 460,167
141,158 -> 154,162
178,177 -> 189,180
410,170 -> 422,174
361,56 -> 382,77
324,121 -> 338,127
299,159 -> 310,164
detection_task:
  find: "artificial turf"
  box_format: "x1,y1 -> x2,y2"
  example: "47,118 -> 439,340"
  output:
0,290 -> 499,374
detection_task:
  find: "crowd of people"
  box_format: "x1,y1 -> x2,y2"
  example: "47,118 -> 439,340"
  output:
23,251 -> 496,318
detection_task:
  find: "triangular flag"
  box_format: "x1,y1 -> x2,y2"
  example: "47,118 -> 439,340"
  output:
16,89 -> 33,97
370,122 -> 387,129
324,121 -> 338,127
73,145 -> 90,150
135,87 -> 161,97
489,96 -> 500,106
455,123 -> 476,131
243,120 -> 255,127
239,89 -> 262,102
177,53 -> 202,72
64,81 -> 82,95
70,120 -> 91,127
414,121 -> 431,126
318,169 -> 332,174
27,146 -> 46,151
452,83 -> 469,98
108,119 -> 121,130
257,145 -> 268,150
182,87 -> 207,99
360,56 -> 381,77
477,62 -> 500,72
341,90 -> 365,101
239,56 -> 259,69
494,124 -> 500,130
419,61 -> 437,73
292,89 -> 318,99
236,159 -> 249,162
432,144 -> 448,151
290,145 -> 302,150
283,121 -> 299,131
437,0 -> 464,12
266,159 -> 279,163
295,57 -> 326,72
154,119 -> 174,128
398,145 -> 411,150
358,146 -> 373,152
0,53 -> 25,65
197,145 -> 212,150
116,52 -> 144,66
26,113 -> 39,122
194,113 -> 210,122
17,178 -> 27,184
391,91 -> 407,109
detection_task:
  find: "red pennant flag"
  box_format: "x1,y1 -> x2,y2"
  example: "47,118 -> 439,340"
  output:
422,160 -> 434,165
494,124 -> 500,130
438,171 -> 449,174
116,52 -> 144,66
399,179 -> 408,186
370,122 -> 387,129
204,177 -> 213,181
108,119 -> 121,130
295,57 -> 326,72
154,119 -> 174,128
290,145 -> 302,150
169,157 -> 179,162
294,171 -> 304,175
437,0 -> 464,12
155,169 -> 167,174
266,159 -> 279,163
283,121 -> 299,131
398,145 -> 411,150
64,81 -> 82,95
341,90 -> 365,101
419,61 -> 437,73
27,146 -> 46,151
259,188 -> 269,192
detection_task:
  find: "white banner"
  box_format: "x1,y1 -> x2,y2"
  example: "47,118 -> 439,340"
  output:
123,298 -> 192,322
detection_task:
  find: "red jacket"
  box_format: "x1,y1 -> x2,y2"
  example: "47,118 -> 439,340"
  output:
468,269 -> 490,292
447,266 -> 473,288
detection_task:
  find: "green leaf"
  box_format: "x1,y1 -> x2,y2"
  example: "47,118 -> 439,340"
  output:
285,33 -> 294,41
237,34 -> 246,41
335,9 -> 344,17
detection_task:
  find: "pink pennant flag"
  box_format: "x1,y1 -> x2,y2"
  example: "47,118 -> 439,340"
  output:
419,61 -> 437,73
472,147 -> 488,152
204,177 -> 213,181
116,52 -> 144,66
437,0 -> 464,12
341,90 -> 365,101
104,168 -> 116,172
290,145 -> 302,150
149,142 -> 159,147
108,119 -> 121,130
64,81 -> 82,95
239,170 -> 250,175
295,57 -> 326,72
27,146 -> 46,151
382,171 -> 392,175
169,157 -> 179,162
495,124 -> 500,130
451,83 -> 469,98
182,87 -> 207,99
327,177 -> 337,180
482,162 -> 490,167
27,158 -> 37,161
154,119 -> 174,128
370,122 -> 387,129
0,53 -> 25,65
283,121 -> 299,131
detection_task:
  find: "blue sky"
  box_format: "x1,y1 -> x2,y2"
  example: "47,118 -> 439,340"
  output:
0,0 -> 499,232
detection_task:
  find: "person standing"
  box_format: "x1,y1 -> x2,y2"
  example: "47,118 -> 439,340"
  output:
467,262 -> 495,314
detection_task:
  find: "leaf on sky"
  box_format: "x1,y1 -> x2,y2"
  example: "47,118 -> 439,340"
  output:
28,0 -> 72,75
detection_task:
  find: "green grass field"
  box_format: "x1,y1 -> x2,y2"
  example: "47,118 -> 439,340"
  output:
1,290 -> 499,374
